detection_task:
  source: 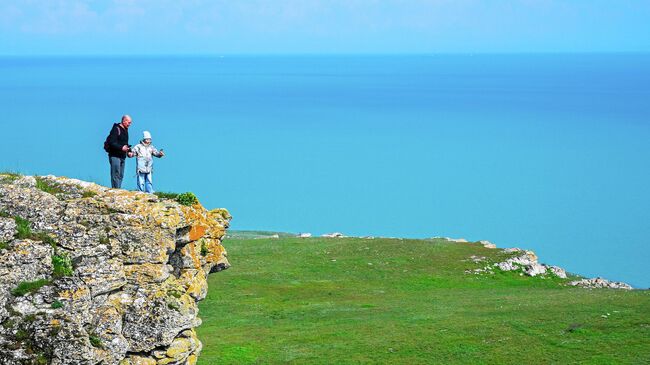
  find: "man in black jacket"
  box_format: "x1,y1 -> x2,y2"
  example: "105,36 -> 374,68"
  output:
106,115 -> 132,188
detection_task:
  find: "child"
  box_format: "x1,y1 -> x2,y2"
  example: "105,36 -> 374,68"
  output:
130,131 -> 165,193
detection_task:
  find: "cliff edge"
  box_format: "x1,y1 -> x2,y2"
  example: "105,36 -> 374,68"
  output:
0,174 -> 230,365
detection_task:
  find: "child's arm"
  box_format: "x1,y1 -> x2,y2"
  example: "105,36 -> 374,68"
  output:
152,145 -> 164,158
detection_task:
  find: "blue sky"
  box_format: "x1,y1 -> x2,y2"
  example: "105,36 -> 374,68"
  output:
1,0 -> 649,55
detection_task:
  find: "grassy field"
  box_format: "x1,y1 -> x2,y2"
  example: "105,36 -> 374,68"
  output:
197,237 -> 650,364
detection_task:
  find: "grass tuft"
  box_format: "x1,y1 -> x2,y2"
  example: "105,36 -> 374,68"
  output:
154,191 -> 179,200
200,240 -> 209,257
35,177 -> 65,196
11,279 -> 51,296
82,190 -> 97,198
51,300 -> 64,309
89,334 -> 103,348
14,216 -> 32,239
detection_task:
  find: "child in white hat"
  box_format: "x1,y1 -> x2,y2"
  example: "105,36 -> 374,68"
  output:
130,131 -> 165,193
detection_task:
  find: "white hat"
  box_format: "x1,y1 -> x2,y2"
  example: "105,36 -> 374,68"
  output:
142,131 -> 152,140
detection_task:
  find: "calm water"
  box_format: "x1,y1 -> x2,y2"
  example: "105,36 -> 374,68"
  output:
1,54 -> 649,287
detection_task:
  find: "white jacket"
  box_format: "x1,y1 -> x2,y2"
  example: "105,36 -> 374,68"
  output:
132,141 -> 163,174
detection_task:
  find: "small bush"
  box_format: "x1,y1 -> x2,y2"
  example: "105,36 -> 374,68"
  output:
14,216 -> 32,239
51,300 -> 64,309
82,191 -> 97,198
176,192 -> 199,206
11,279 -> 51,296
35,177 -> 65,196
52,253 -> 73,278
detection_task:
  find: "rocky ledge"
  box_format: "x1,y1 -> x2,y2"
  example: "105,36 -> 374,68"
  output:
0,174 -> 230,365
457,240 -> 634,290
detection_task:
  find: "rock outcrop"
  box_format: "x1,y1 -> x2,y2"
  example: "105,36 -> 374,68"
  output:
0,174 -> 231,365
569,278 -> 633,290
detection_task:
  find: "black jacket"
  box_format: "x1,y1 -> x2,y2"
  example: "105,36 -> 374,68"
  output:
107,123 -> 130,158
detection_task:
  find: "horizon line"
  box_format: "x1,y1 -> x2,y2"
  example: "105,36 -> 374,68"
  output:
1,51 -> 650,58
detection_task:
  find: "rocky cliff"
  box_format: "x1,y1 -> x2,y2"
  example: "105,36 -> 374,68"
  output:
0,174 -> 230,365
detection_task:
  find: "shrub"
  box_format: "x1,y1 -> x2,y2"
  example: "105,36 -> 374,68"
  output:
35,177 -> 65,196
52,253 -> 73,278
176,192 -> 199,206
11,279 -> 51,296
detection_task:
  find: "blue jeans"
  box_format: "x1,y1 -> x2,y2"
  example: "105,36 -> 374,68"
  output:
137,172 -> 154,193
109,156 -> 125,189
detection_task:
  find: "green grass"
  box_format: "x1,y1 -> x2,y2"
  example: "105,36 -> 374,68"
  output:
0,241 -> 7,250
82,190 -> 97,198
51,300 -> 64,309
11,279 -> 51,297
89,334 -> 103,348
197,237 -> 650,364
35,177 -> 65,196
226,230 -> 297,239
0,171 -> 21,183
154,191 -> 179,200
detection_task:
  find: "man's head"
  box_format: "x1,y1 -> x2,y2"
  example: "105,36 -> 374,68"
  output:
121,115 -> 132,128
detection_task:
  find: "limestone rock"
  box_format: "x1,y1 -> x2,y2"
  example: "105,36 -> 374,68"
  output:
322,232 -> 345,238
0,174 -> 230,364
569,277 -> 633,290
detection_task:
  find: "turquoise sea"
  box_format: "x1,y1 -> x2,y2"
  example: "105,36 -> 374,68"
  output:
0,54 -> 648,287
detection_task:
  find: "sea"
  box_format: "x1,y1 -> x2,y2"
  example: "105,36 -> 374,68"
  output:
0,54 -> 648,287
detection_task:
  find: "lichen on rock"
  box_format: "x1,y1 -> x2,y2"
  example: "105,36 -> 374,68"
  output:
0,174 -> 230,364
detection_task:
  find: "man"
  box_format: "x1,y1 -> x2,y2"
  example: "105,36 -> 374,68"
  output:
106,115 -> 132,189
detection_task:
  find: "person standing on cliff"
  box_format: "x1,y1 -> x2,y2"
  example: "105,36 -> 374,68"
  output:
104,115 -> 132,189
131,130 -> 165,193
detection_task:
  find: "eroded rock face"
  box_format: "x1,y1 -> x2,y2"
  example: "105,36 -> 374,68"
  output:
0,175 -> 230,365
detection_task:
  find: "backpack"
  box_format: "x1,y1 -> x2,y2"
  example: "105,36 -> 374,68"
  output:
103,124 -> 121,153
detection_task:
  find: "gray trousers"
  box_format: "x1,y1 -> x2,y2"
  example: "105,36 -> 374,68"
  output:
109,156 -> 125,189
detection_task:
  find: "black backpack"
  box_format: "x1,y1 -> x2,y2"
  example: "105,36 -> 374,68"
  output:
103,124 -> 121,153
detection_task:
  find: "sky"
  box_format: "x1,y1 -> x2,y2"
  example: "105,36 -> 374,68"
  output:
1,0 -> 650,55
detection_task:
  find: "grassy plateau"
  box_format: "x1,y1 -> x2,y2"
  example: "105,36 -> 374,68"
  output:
197,237 -> 650,364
